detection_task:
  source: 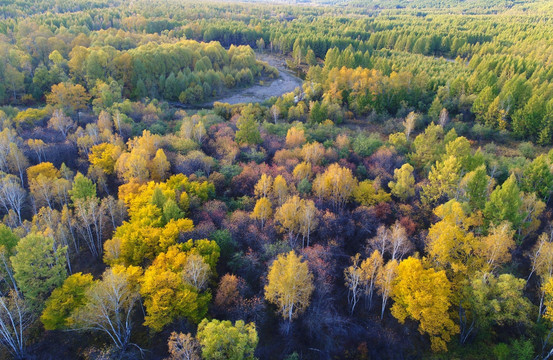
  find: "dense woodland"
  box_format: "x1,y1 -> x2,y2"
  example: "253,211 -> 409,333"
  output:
3,0 -> 553,359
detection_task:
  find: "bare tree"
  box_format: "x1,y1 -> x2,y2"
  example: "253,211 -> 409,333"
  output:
389,221 -> 413,261
0,129 -> 17,174
368,225 -> 390,256
182,254 -> 210,291
439,108 -> 449,128
0,291 -> 34,359
70,267 -> 141,353
0,248 -> 18,296
344,254 -> 363,315
270,105 -> 280,124
102,196 -> 126,231
74,198 -> 107,258
48,109 -> 75,139
0,174 -> 25,225
27,139 -> 47,163
193,121 -> 206,145
8,144 -> 28,185
402,112 -> 417,140
376,260 -> 398,320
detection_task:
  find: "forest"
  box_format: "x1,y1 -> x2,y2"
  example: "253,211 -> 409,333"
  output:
2,0 -> 553,359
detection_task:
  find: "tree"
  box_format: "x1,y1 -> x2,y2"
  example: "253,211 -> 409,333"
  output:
149,149 -> 170,182
477,221 -> 515,272
439,108 -> 449,128
256,38 -> 265,51
305,48 -> 317,66
275,195 -> 302,246
483,174 -> 524,230
285,127 -> 306,148
254,174 -> 273,198
388,163 -> 415,201
0,128 -> 17,174
361,250 -> 383,309
428,97 -> 443,121
0,225 -> 19,292
410,123 -> 444,170
182,254 -> 211,291
40,273 -> 95,330
298,198 -> 318,247
389,221 -> 413,261
27,139 -> 47,163
301,142 -> 325,164
467,273 -> 532,334
541,277 -> 553,359
89,143 -> 122,175
376,260 -> 398,319
0,174 -> 26,224
251,197 -> 272,228
391,257 -> 458,352
69,172 -> 96,204
270,104 -> 280,123
293,162 -> 312,182
274,196 -> 318,248
214,274 -> 245,314
140,244 -> 215,331
4,65 -> 24,102
461,165 -> 491,211
272,175 -> 289,206
196,319 -> 258,360
368,225 -> 391,256
522,154 -> 553,201
70,265 -> 142,352
116,150 -> 150,183
235,115 -> 261,146
472,86 -> 495,123
8,143 -> 28,186
46,82 -> 91,114
344,254 -> 364,314
353,180 -> 391,207
11,233 -> 67,310
403,112 -> 418,139
265,251 -> 314,323
48,109 -> 75,139
426,200 -> 481,281
313,163 -> 357,211
368,222 -> 412,261
421,155 -> 461,205
309,101 -> 326,124
27,162 -> 68,209
528,232 -> 553,318
0,291 -> 34,359
166,332 -> 200,360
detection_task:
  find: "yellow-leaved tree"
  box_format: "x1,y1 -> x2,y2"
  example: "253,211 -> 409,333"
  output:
274,195 -> 318,248
391,257 -> 458,352
254,174 -> 273,198
265,251 -> 314,323
251,197 -> 273,228
140,240 -> 219,332
313,163 -> 357,211
285,126 -> 306,148
426,200 -> 482,283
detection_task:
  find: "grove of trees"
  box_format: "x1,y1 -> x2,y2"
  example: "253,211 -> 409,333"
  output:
3,0 -> 553,359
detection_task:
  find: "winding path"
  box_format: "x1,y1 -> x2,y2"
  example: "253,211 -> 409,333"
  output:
214,54 -> 303,105
172,54 -> 303,109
